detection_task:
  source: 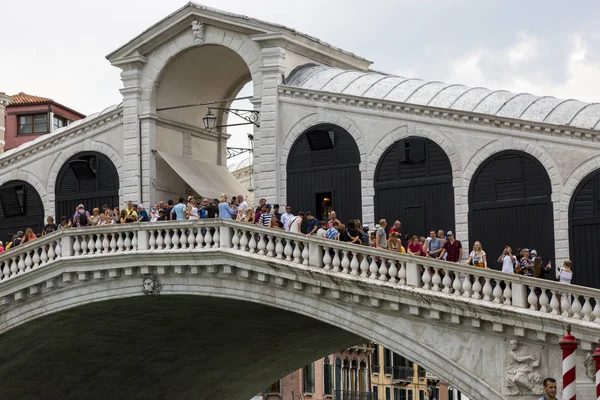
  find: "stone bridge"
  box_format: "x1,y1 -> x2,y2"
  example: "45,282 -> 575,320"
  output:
0,220 -> 598,399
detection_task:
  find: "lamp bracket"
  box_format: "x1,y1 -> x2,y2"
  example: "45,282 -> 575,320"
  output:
209,107 -> 260,128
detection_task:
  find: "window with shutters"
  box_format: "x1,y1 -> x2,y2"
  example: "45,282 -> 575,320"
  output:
303,363 -> 315,393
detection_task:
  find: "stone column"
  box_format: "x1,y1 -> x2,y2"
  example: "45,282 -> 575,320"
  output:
0,93 -> 11,153
252,46 -> 286,203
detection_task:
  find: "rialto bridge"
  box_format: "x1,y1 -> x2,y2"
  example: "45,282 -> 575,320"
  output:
1,3 -> 600,398
0,220 -> 599,399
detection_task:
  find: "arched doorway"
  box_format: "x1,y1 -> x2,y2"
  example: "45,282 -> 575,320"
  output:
55,152 -> 119,221
287,124 -> 362,222
469,150 -> 554,269
0,180 -> 44,243
375,137 -> 454,237
569,169 -> 600,288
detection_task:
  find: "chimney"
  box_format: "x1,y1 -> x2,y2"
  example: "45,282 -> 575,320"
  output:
0,93 -> 10,153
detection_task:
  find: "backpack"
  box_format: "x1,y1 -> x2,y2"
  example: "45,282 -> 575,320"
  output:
79,211 -> 88,226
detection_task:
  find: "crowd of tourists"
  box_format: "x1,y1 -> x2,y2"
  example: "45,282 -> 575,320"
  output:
0,193 -> 574,285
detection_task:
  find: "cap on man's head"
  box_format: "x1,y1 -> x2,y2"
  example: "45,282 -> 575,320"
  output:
531,249 -> 538,255
522,248 -> 530,253
305,211 -> 312,216
77,204 -> 85,209
265,204 -> 272,209
446,230 -> 453,236
363,224 -> 370,229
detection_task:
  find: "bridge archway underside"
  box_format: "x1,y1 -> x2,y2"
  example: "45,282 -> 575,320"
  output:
1,221 -> 599,399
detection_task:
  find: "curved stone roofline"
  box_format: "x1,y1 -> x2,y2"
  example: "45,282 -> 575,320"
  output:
286,64 -> 600,132
0,103 -> 122,168
1,219 -> 600,349
278,85 -> 600,144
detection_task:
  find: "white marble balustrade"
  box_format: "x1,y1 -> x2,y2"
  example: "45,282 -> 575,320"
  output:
0,219 -> 599,323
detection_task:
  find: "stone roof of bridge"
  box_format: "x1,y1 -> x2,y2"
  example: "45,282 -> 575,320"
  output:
286,64 -> 600,131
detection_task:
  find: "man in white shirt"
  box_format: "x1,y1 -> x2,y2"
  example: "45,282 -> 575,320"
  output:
236,195 -> 248,221
281,205 -> 293,231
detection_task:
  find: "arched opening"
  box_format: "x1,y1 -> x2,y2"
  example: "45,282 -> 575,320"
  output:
0,180 -> 44,243
569,168 -> 600,287
287,124 -> 362,221
55,152 -> 119,222
335,357 -> 342,396
375,137 -> 454,237
359,360 -> 367,393
323,356 -> 333,395
152,44 -> 253,202
469,150 -> 554,269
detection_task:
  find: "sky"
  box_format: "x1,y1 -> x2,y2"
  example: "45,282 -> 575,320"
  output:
2,0 -> 600,166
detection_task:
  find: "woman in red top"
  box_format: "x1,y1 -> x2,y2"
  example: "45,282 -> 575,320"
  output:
407,235 -> 425,256
21,228 -> 37,244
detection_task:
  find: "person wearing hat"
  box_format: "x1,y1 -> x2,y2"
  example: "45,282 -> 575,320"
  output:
439,230 -> 462,262
517,248 -> 534,276
530,249 -> 538,262
258,204 -> 274,227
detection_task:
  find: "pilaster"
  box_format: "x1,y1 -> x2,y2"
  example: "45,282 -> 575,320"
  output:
253,46 -> 286,203
0,93 -> 11,153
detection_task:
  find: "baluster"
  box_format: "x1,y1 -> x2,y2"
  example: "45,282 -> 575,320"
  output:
172,228 -> 180,249
462,275 -> 472,298
571,296 -> 583,319
24,251 -> 33,271
11,256 -> 18,276
131,232 -> 138,250
472,278 -> 482,300
40,247 -> 49,265
1,261 -> 8,279
0,263 -> 3,280
267,236 -> 275,257
231,229 -> 240,250
442,270 -> 452,294
54,240 -> 61,260
257,233 -> 266,255
539,289 -> 550,312
360,255 -> 370,278
275,238 -> 284,259
79,235 -> 86,255
323,248 -> 332,270
87,235 -> 95,254
164,230 -> 172,249
527,287 -> 539,310
452,273 -> 462,295
341,251 -> 350,274
204,229 -> 214,249
284,240 -> 293,261
71,236 -> 80,256
148,230 -> 156,250
187,228 -> 195,249
124,232 -> 132,251
482,278 -> 493,302
102,234 -> 110,254
239,231 -> 249,251
155,230 -> 164,250
95,234 -> 103,254
582,297 -> 593,321
248,232 -> 257,253
32,249 -> 41,269
549,291 -> 560,315
503,282 -> 512,306
179,228 -> 188,249
18,255 -> 26,274
292,241 -> 302,263
561,293 -> 572,317
108,234 -> 116,253
332,249 -> 341,272
369,257 -> 378,279
592,300 -> 600,323
212,227 -> 220,249
378,257 -> 388,282
421,266 -> 432,290
388,260 -> 398,283
195,228 -> 203,248
302,242 -> 310,265
430,268 -> 441,291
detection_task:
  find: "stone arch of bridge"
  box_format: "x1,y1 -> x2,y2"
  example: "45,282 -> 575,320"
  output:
0,267 -> 503,400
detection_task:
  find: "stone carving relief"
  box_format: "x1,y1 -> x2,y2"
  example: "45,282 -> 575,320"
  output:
191,20 -> 205,45
505,339 -> 544,395
143,275 -> 161,295
584,353 -> 596,379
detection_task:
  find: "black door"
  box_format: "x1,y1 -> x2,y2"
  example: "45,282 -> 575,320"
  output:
469,151 -> 554,271
55,152 -> 119,221
287,124 -> 361,222
375,137 -> 454,238
569,169 -> 600,288
0,180 -> 45,243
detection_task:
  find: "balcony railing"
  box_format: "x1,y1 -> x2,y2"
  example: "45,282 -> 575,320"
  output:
384,366 -> 393,376
418,368 -> 427,379
334,390 -> 374,400
392,366 -> 414,382
1,219 -> 600,328
372,365 -> 380,374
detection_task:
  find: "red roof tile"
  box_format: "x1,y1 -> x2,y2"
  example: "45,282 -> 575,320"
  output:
8,92 -> 52,106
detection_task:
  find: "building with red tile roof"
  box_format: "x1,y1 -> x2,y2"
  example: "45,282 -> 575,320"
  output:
1,92 -> 85,152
